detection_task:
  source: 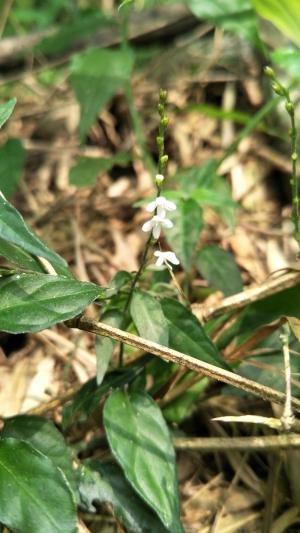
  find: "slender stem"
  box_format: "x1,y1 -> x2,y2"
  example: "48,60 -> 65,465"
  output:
280,324 -> 295,431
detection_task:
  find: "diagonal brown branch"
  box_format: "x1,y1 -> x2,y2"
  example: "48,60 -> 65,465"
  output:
66,316 -> 300,413
192,270 -> 300,322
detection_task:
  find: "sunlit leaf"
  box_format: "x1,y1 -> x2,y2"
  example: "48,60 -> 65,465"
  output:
131,289 -> 169,345
0,98 -> 16,129
0,438 -> 76,533
104,390 -> 183,532
0,195 -> 72,277
70,47 -> 134,140
196,245 -> 243,296
0,273 -> 102,333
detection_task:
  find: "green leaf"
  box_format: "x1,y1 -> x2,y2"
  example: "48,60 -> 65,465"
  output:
104,390 -> 183,532
163,376 -> 209,423
79,462 -> 168,532
196,245 -> 243,296
0,98 -> 16,129
70,47 -> 134,140
252,0 -> 300,47
166,198 -> 203,272
0,273 -> 102,333
63,355 -> 150,427
37,11 -> 113,56
173,159 -> 218,193
224,330 -> 300,397
1,415 -> 76,496
0,139 -> 26,198
0,237 -> 45,273
69,152 -> 130,187
0,438 -> 76,533
236,284 -> 300,340
188,0 -> 260,46
96,309 -> 124,385
130,289 -> 169,345
271,47 -> 300,79
0,194 -> 72,277
191,188 -> 238,209
161,299 -> 228,369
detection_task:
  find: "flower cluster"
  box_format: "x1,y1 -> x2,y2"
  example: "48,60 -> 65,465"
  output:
142,177 -> 179,268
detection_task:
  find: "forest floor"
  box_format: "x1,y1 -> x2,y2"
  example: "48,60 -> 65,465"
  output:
1,4 -> 300,532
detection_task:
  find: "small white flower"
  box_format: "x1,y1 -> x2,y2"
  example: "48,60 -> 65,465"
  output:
146,196 -> 176,218
142,215 -> 173,239
154,250 -> 180,268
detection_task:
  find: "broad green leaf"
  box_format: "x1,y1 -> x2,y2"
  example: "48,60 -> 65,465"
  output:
252,0 -> 300,47
0,98 -> 16,129
166,198 -> 203,272
161,298 -> 228,369
0,139 -> 25,198
173,159 -> 218,193
0,237 -> 44,273
191,188 -> 237,209
196,245 -> 243,296
224,330 -> 300,397
37,11 -> 113,55
63,355 -> 150,427
1,415 -> 76,495
79,462 -> 168,532
188,0 -> 260,46
96,309 -> 124,385
271,47 -> 300,79
0,438 -> 76,533
70,47 -> 134,140
130,289 -> 169,345
163,376 -> 209,423
104,390 -> 183,532
236,283 -> 300,340
0,194 -> 71,277
69,152 -> 130,186
0,273 -> 102,333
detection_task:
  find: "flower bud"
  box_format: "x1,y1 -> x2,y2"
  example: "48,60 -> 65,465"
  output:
286,101 -> 294,114
157,103 -> 164,115
161,116 -> 169,128
156,136 -> 164,147
264,66 -> 275,79
155,173 -> 165,186
159,89 -> 168,103
271,82 -> 285,96
160,154 -> 168,167
292,152 -> 298,161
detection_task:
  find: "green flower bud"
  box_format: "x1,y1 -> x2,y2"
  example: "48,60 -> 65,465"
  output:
156,136 -> 164,147
271,82 -> 285,96
157,103 -> 164,115
264,66 -> 275,79
159,89 -> 168,103
292,152 -> 298,161
161,116 -> 169,128
160,154 -> 168,167
286,101 -> 294,114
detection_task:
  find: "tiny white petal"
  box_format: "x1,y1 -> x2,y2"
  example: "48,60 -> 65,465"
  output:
153,225 -> 161,239
165,199 -> 177,211
157,206 -> 167,218
162,218 -> 173,229
164,252 -> 180,265
142,219 -> 154,232
146,200 -> 157,212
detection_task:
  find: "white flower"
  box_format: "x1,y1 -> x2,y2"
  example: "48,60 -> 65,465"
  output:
154,250 -> 180,268
146,196 -> 176,218
142,215 -> 173,239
